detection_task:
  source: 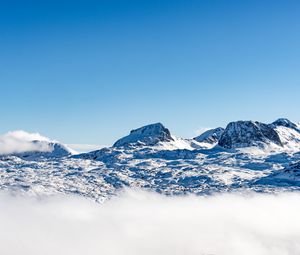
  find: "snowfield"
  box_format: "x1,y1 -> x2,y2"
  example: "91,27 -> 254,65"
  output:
1,118 -> 300,201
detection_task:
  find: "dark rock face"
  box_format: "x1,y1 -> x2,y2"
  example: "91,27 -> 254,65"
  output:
194,127 -> 224,144
271,118 -> 300,132
113,123 -> 174,147
218,121 -> 283,149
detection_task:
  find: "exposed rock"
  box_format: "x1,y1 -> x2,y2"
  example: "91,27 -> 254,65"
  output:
218,121 -> 283,149
113,123 -> 174,147
194,127 -> 224,144
271,118 -> 300,132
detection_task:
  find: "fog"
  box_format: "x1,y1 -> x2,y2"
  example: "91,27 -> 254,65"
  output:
1,190 -> 300,255
0,130 -> 52,154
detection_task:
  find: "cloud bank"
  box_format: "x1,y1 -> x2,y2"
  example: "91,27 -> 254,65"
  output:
0,130 -> 52,154
0,190 -> 300,255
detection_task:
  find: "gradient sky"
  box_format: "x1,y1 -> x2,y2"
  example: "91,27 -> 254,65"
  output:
1,0 -> 300,146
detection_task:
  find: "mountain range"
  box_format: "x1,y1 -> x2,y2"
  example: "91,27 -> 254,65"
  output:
1,118 -> 300,202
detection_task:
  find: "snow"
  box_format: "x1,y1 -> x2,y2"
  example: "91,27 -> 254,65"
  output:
1,118 -> 300,200
0,130 -> 76,159
113,123 -> 174,147
218,121 -> 283,149
194,127 -> 224,144
273,126 -> 300,152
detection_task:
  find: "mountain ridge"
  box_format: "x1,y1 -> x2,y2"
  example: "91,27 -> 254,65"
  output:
1,118 -> 300,160
1,118 -> 300,201
77,118 -> 300,160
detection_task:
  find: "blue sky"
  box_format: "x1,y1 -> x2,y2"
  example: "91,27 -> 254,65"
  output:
0,0 -> 300,146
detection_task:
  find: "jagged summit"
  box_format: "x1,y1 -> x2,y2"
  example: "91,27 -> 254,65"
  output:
194,127 -> 224,144
271,118 -> 300,131
218,121 -> 283,149
113,123 -> 174,147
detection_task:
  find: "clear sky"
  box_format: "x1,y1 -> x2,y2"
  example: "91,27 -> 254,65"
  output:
1,0 -> 300,146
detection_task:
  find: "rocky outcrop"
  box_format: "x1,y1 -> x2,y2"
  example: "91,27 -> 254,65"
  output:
218,121 -> 283,149
271,118 -> 300,132
194,127 -> 224,144
113,123 -> 174,147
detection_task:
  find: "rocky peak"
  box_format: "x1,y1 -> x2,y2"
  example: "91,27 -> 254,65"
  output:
113,123 -> 174,147
194,127 -> 224,144
271,118 -> 300,131
218,121 -> 283,149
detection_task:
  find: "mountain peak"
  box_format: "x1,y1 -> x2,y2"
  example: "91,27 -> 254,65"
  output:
271,118 -> 299,131
194,127 -> 224,144
218,120 -> 283,149
113,123 -> 174,147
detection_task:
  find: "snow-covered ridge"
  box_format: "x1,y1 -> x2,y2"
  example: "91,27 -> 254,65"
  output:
2,118 -> 300,161
194,127 -> 224,144
1,118 -> 300,201
271,118 -> 300,131
79,118 -> 300,161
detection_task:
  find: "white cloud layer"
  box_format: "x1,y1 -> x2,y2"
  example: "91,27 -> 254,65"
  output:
0,190 -> 300,255
0,130 -> 52,154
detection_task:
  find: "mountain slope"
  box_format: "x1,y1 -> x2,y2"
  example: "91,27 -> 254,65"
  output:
194,127 -> 224,145
255,161 -> 300,186
218,121 -> 283,149
271,118 -> 300,131
270,118 -> 300,152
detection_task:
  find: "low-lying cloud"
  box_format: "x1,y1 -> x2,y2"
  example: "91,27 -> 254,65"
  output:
0,190 -> 300,255
0,130 -> 52,154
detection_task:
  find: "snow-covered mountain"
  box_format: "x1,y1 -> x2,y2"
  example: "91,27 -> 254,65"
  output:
81,119 -> 300,156
113,123 -> 174,147
1,118 -> 300,201
11,141 -> 74,160
270,118 -> 300,152
112,123 -> 197,150
194,127 -> 224,145
271,118 -> 300,131
0,130 -> 75,160
218,121 -> 283,149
